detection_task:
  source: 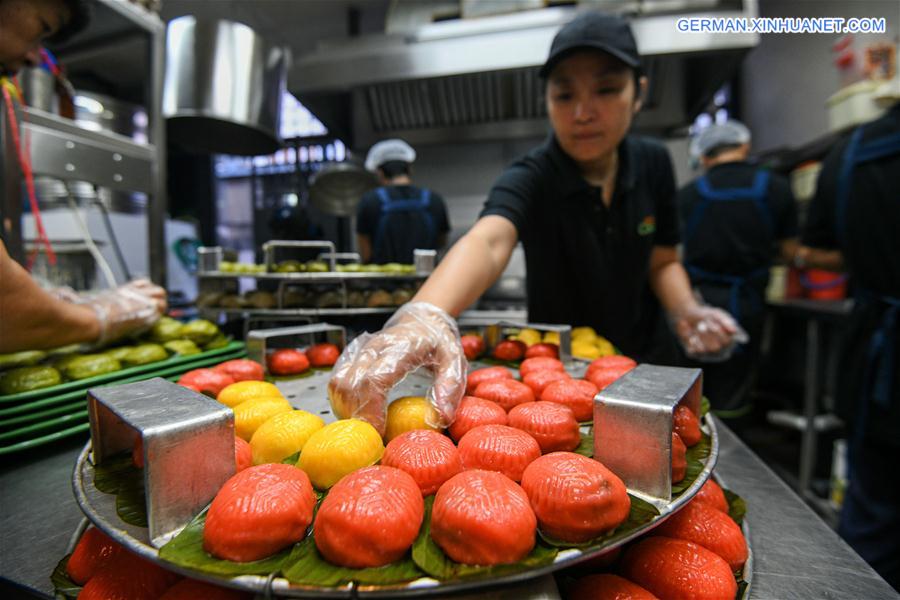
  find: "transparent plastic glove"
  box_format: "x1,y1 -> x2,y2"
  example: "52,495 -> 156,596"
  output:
46,286 -> 81,303
327,302 -> 467,436
672,304 -> 749,363
81,279 -> 167,346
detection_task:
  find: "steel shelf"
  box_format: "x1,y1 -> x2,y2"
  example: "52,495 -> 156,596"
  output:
16,107 -> 155,193
0,0 -> 167,283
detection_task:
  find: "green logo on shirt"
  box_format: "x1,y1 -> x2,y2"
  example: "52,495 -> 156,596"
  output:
637,215 -> 656,236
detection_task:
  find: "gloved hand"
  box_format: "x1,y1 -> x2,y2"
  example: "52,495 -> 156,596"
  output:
81,279 -> 168,346
327,302 -> 467,436
672,304 -> 748,362
46,286 -> 81,303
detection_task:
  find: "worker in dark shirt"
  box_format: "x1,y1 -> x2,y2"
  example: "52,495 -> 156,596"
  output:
677,121 -> 799,417
329,12 -> 742,434
356,139 -> 450,264
800,101 -> 900,590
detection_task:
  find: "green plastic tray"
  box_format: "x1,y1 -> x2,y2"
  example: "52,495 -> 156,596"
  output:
0,342 -> 247,456
0,342 -> 244,405
0,346 -> 248,455
0,422 -> 90,456
0,399 -> 86,430
0,346 -> 246,418
0,409 -> 90,444
0,345 -> 243,427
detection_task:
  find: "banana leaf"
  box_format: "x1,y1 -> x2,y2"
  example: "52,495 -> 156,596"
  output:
281,536 -> 423,586
50,555 -> 81,599
574,431 -> 594,458
93,452 -> 147,526
724,487 -> 747,526
672,432 -> 712,496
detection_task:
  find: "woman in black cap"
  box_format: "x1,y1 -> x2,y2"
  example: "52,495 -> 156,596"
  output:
329,12 -> 742,434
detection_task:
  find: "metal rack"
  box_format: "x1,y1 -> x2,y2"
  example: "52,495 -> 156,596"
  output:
0,0 -> 167,284
195,242 -> 431,327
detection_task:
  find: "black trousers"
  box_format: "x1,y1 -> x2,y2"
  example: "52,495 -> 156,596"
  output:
839,437 -> 900,591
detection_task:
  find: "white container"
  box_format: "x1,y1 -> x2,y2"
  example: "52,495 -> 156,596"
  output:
830,438 -> 848,510
827,80 -> 888,132
790,161 -> 822,203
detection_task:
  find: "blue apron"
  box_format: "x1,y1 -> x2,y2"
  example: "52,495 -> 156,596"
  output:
837,125 -> 900,451
683,170 -> 773,324
374,187 -> 435,256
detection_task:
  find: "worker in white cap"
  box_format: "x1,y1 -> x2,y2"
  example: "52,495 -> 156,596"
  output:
356,139 -> 450,264
677,120 -> 800,422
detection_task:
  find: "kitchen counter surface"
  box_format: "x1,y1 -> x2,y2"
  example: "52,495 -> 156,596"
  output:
1,421 -> 897,598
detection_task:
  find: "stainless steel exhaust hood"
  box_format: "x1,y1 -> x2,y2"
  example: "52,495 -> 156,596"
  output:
291,1 -> 759,146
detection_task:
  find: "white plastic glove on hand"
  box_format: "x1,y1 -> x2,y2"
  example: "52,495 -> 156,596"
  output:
82,279 -> 167,346
672,304 -> 748,362
327,302 -> 467,436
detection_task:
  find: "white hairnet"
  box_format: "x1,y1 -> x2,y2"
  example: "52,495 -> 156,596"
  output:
365,139 -> 416,172
690,120 -> 751,160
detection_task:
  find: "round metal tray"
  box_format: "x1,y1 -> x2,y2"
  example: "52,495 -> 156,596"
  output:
71,419 -> 723,598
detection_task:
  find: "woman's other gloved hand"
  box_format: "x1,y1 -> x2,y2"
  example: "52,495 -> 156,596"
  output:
327,302 -> 467,435
672,304 -> 748,362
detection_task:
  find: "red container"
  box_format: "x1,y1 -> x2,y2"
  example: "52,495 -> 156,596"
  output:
802,269 -> 848,300
786,267 -> 805,299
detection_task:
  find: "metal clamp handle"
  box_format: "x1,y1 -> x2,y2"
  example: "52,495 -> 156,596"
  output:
456,318 -> 573,363
262,240 -> 337,271
246,322 -> 347,375
595,365 -> 704,505
196,245 -> 223,273
317,251 -> 361,264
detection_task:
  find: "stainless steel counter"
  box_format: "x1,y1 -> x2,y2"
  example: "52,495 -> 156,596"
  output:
1,423 -> 897,599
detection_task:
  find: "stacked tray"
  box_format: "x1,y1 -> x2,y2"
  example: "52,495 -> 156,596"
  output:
196,243 -> 429,324
0,342 -> 246,455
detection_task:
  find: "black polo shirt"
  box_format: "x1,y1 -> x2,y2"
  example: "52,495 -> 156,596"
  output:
356,185 -> 450,264
802,105 -> 900,445
480,134 -> 680,363
679,161 -> 797,274
804,104 -> 900,298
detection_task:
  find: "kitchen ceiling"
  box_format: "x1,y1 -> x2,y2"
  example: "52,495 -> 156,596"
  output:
67,1 -> 757,149
290,1 -> 759,146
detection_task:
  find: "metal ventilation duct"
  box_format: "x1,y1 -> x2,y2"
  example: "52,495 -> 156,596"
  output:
364,68 -> 546,131
163,16 -> 289,156
291,1 -> 759,146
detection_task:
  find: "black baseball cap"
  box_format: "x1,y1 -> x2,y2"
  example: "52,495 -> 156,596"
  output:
539,12 -> 641,78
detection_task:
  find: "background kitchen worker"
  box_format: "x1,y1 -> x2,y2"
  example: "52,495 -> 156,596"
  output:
800,100 -> 900,591
0,0 -> 166,353
356,139 -> 450,264
329,12 -> 742,435
677,120 -> 799,421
